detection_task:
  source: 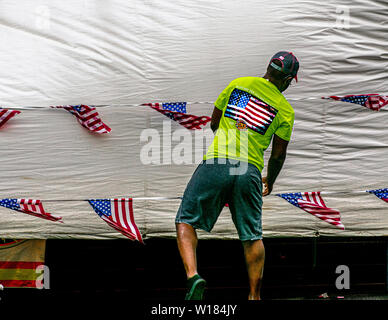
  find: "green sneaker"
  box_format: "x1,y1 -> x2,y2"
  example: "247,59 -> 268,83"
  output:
185,274 -> 206,300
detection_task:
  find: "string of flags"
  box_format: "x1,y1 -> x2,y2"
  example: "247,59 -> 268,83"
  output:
0,102 -> 211,132
142,103 -> 211,130
1,94 -> 387,131
0,188 -> 387,241
276,189 -> 388,230
4,94 -> 388,109
1,94 -> 388,239
0,197 -> 142,243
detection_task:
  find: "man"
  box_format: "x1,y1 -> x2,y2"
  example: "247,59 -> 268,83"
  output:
175,51 -> 299,300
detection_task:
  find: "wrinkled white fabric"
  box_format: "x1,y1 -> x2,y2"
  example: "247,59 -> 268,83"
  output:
0,0 -> 387,239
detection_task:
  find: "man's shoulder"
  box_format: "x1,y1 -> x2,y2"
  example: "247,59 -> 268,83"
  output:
226,77 -> 267,97
279,96 -> 295,114
229,76 -> 260,85
275,97 -> 295,127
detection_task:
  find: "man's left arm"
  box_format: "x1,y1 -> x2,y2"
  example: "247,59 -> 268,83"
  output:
262,134 -> 289,196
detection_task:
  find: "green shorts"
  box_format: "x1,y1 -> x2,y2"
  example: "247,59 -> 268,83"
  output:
175,158 -> 263,241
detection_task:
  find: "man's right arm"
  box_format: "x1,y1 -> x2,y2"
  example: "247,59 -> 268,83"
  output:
211,80 -> 236,132
210,106 -> 223,132
263,134 -> 289,196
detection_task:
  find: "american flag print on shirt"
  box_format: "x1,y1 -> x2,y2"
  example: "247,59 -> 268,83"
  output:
225,89 -> 278,135
367,189 -> 388,203
52,105 -> 111,134
325,94 -> 388,111
144,103 -> 210,130
0,109 -> 21,128
278,192 -> 345,230
0,199 -> 62,222
88,198 -> 143,243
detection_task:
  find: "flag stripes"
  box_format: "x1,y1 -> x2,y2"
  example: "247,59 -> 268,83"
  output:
0,280 -> 37,288
0,109 -> 21,128
225,88 -> 277,134
298,192 -> 344,230
278,192 -> 344,230
52,105 -> 111,133
0,239 -> 46,288
18,199 -> 62,222
0,261 -> 43,269
0,199 -> 62,222
88,198 -> 143,243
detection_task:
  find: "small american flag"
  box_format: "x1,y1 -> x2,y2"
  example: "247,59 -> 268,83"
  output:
0,109 -> 21,128
52,105 -> 111,133
367,188 -> 388,203
278,192 -> 344,230
88,198 -> 143,243
161,102 -> 187,113
144,103 -> 210,130
0,199 -> 62,222
324,94 -> 388,111
225,89 -> 278,135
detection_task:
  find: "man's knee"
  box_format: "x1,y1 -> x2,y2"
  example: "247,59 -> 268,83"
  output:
242,238 -> 264,248
242,239 -> 265,258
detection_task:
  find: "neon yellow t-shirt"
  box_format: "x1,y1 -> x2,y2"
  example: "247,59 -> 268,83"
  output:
204,77 -> 295,172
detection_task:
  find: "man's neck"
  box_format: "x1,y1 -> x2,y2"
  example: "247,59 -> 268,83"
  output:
263,74 -> 282,92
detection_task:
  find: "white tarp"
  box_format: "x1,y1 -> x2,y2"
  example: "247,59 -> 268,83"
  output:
0,0 -> 387,239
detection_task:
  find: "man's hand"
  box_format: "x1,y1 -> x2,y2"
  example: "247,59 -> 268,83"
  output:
262,176 -> 273,196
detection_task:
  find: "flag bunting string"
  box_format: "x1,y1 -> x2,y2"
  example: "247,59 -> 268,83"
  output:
2,93 -> 388,110
0,189 -> 384,201
0,190 -> 387,239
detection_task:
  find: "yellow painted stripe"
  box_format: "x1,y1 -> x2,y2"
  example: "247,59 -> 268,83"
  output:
0,240 -> 45,262
0,268 -> 39,281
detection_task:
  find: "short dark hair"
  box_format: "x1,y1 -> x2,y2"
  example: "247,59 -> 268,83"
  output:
266,60 -> 288,81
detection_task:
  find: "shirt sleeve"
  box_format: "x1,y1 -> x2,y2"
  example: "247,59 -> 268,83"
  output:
214,81 -> 235,110
274,109 -> 295,141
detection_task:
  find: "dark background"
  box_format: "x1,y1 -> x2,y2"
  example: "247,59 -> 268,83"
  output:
2,237 -> 388,315
35,236 -> 388,300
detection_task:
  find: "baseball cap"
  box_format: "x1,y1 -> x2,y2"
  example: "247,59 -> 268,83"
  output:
269,51 -> 299,82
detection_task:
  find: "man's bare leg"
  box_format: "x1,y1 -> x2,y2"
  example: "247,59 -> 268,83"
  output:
243,239 -> 265,300
176,222 -> 198,278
